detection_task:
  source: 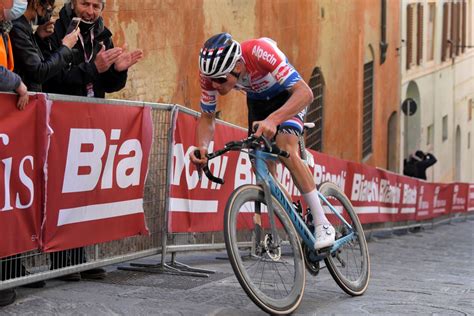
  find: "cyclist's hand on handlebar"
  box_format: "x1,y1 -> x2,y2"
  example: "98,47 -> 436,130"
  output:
190,146 -> 208,165
252,119 -> 277,139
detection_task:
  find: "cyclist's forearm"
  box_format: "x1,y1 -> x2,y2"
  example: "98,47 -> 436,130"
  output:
196,112 -> 216,149
266,81 -> 313,125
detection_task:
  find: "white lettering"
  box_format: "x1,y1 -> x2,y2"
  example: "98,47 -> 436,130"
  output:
1,134 -> 35,211
313,164 -> 346,190
63,129 -> 106,193
62,128 -> 143,193
403,184 -> 417,204
116,139 -> 142,188
16,156 -> 34,209
234,151 -> 255,188
1,157 -> 13,211
252,45 -> 277,66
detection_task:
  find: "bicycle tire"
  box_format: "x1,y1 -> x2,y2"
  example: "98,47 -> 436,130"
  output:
319,181 -> 370,296
224,184 -> 305,315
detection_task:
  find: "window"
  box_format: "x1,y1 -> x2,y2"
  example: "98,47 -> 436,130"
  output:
461,1 -> 467,53
306,67 -> 325,152
362,61 -> 374,159
469,99 -> 473,121
427,3 -> 436,61
442,115 -> 448,141
427,124 -> 434,146
417,3 -> 424,65
451,2 -> 460,56
441,3 -> 451,61
406,4 -> 416,69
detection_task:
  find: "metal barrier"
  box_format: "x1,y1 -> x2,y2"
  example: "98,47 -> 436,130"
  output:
1,93 -> 472,290
1,94 -> 174,290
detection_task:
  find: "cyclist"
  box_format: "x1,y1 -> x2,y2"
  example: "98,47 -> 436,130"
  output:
190,33 -> 335,249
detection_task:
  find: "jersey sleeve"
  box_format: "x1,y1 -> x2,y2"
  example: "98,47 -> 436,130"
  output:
199,74 -> 218,113
251,38 -> 302,90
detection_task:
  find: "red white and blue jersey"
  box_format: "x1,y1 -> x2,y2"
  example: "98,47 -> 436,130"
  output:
200,38 -> 302,113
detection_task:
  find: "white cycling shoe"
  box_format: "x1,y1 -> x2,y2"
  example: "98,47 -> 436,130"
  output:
314,224 -> 335,250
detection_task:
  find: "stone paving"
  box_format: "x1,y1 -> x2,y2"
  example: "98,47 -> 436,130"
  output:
1,218 -> 473,315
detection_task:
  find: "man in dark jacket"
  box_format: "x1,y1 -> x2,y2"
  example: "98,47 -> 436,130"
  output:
403,150 -> 437,180
412,150 -> 437,180
9,0 -> 79,92
40,0 -> 142,98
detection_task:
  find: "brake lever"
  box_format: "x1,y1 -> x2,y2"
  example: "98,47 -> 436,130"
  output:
260,135 -> 273,152
193,149 -> 225,184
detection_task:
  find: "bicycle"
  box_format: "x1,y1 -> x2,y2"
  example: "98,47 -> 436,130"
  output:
196,132 -> 370,315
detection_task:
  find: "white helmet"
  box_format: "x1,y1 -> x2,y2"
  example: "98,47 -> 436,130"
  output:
199,33 -> 242,78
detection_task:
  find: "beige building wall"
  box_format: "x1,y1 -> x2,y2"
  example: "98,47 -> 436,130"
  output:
401,0 -> 474,182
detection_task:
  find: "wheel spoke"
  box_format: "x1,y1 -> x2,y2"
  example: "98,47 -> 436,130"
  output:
224,186 -> 305,314
320,182 -> 370,296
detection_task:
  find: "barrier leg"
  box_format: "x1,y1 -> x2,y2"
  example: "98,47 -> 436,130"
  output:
118,106 -> 213,278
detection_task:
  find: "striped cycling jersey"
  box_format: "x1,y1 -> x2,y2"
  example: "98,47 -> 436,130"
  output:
200,37 -> 302,113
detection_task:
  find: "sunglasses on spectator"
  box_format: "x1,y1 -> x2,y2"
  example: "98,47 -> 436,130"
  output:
210,70 -> 240,84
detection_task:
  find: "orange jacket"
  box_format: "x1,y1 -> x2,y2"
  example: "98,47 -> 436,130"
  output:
0,33 -> 14,70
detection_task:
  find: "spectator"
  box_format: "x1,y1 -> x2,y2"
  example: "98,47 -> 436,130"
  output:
412,150 -> 437,180
9,0 -> 80,92
1,0 -> 32,308
37,0 -> 143,281
403,150 -> 437,180
40,0 -> 143,97
0,0 -> 28,109
403,156 -> 417,178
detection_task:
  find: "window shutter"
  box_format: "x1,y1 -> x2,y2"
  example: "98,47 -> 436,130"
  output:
462,1 -> 466,53
454,3 -> 461,56
441,3 -> 448,62
450,2 -> 456,58
407,5 -> 414,69
306,68 -> 325,152
417,3 -> 424,65
362,62 -> 374,159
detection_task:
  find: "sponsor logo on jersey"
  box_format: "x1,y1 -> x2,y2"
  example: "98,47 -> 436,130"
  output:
252,45 -> 277,66
275,64 -> 291,82
201,91 -> 216,104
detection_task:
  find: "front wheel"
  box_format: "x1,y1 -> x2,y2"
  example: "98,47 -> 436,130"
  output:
319,181 -> 370,296
224,185 -> 305,315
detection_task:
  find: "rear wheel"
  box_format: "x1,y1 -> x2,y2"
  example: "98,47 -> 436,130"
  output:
224,185 -> 305,315
319,182 -> 370,296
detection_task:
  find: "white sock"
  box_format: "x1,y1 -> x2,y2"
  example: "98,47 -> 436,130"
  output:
303,188 -> 330,226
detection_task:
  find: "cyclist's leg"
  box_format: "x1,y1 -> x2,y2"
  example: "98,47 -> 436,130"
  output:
275,112 -> 335,249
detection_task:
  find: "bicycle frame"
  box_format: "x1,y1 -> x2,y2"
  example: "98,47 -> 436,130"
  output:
253,149 -> 355,253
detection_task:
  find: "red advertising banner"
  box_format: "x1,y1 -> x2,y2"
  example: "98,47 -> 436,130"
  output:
169,111 -> 247,233
345,162 -> 393,223
451,183 -> 469,214
393,174 -> 418,222
170,110 -> 474,233
432,183 -> 453,217
468,184 -> 474,212
416,181 -> 436,221
0,94 -> 47,258
42,101 -> 152,252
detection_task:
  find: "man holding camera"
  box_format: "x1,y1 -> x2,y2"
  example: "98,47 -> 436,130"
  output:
40,0 -> 142,97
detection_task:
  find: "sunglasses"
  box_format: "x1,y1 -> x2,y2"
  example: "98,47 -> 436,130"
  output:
210,70 -> 240,84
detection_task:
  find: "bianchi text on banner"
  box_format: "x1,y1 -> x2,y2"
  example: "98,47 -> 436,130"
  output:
42,101 -> 152,252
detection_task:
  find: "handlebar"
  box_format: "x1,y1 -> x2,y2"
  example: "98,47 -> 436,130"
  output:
194,135 -> 290,184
